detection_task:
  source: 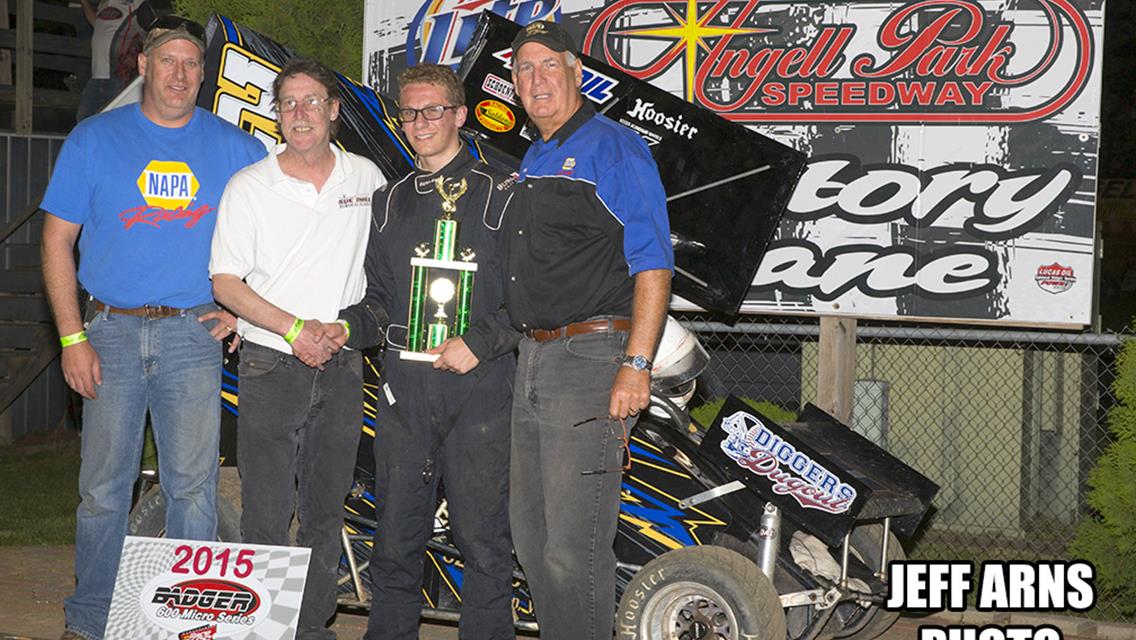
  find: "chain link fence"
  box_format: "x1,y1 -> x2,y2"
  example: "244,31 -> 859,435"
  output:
679,313 -> 1129,620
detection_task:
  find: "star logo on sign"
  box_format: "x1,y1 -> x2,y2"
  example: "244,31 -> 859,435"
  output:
607,0 -> 774,103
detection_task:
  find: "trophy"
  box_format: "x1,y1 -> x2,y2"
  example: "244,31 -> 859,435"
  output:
401,176 -> 478,362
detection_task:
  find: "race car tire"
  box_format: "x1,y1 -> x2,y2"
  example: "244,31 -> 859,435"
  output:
616,545 -> 787,640
128,468 -> 242,542
825,523 -> 906,640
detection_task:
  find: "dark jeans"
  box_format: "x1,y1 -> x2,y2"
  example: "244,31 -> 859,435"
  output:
365,362 -> 515,640
510,331 -> 635,640
237,342 -> 363,640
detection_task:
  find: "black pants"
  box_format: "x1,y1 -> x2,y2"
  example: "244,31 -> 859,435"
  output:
237,343 -> 363,640
364,367 -> 515,640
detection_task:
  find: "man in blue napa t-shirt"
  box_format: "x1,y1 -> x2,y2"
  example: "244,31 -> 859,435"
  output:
39,16 -> 265,640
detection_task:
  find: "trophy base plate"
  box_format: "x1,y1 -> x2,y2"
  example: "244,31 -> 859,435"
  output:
400,351 -> 440,363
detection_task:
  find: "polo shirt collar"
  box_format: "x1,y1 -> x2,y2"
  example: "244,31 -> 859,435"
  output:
266,143 -> 349,185
413,143 -> 477,194
542,99 -> 595,147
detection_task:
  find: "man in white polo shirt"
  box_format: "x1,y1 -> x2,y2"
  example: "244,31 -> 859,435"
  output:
209,58 -> 385,640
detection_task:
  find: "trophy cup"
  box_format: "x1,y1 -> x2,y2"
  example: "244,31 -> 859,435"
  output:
401,176 -> 478,362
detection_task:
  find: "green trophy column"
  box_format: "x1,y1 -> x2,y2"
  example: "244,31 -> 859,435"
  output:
407,245 -> 429,352
426,218 -> 459,349
434,218 -> 457,261
456,270 -> 474,335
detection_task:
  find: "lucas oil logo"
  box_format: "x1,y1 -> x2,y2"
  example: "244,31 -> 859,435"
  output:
719,410 -> 856,514
1036,263 -> 1076,294
137,161 -> 200,210
407,0 -> 562,67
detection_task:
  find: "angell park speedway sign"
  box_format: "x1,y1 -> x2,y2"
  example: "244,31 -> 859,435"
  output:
364,0 -> 1104,327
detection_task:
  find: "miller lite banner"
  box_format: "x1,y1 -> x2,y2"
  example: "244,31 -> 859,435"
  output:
364,0 -> 1105,327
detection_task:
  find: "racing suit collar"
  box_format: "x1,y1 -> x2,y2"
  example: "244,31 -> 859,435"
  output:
413,143 -> 478,194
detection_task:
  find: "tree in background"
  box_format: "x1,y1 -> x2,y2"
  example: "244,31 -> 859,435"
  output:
173,0 -> 365,79
1068,330 -> 1136,615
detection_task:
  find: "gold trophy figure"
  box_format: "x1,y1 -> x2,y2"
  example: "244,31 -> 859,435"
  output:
402,176 -> 479,362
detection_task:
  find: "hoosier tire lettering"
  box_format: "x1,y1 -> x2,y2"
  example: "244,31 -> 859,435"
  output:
616,546 -> 785,640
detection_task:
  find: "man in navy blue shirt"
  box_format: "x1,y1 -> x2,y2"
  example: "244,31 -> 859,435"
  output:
502,19 -> 674,640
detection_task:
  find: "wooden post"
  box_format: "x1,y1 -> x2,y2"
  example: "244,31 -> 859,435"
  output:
817,315 -> 856,424
14,0 -> 32,132
0,0 -> 11,86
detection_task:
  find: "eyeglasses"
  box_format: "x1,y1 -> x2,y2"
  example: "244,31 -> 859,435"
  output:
574,416 -> 632,476
396,105 -> 459,124
147,15 -> 206,43
275,96 -> 332,114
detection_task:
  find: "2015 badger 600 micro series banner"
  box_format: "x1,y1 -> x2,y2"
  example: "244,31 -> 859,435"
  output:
105,537 -> 310,640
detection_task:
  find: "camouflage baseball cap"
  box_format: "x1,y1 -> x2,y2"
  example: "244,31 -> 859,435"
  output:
143,15 -> 206,54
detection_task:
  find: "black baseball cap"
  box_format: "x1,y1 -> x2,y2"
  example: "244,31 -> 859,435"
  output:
510,20 -> 578,55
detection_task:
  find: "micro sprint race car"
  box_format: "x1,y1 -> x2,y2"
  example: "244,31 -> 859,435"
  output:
129,318 -> 937,640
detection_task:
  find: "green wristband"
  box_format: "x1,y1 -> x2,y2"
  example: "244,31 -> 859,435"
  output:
60,331 -> 88,347
283,317 -> 305,345
337,319 -> 350,340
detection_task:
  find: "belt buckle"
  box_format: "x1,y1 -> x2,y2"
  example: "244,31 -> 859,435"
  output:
143,304 -> 163,320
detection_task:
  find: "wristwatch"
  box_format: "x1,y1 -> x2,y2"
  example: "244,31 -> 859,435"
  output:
620,354 -> 653,373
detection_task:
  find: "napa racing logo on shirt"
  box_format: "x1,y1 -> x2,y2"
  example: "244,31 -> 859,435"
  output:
406,0 -> 561,67
719,410 -> 857,514
123,160 -> 212,231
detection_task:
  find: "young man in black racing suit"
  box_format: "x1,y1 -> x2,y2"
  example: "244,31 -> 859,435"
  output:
334,63 -> 519,640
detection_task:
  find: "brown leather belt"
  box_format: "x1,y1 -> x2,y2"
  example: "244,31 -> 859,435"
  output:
525,317 -> 631,343
92,300 -> 185,319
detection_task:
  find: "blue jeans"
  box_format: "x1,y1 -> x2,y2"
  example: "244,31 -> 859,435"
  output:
509,330 -> 634,640
236,342 -> 362,640
64,302 -> 222,640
